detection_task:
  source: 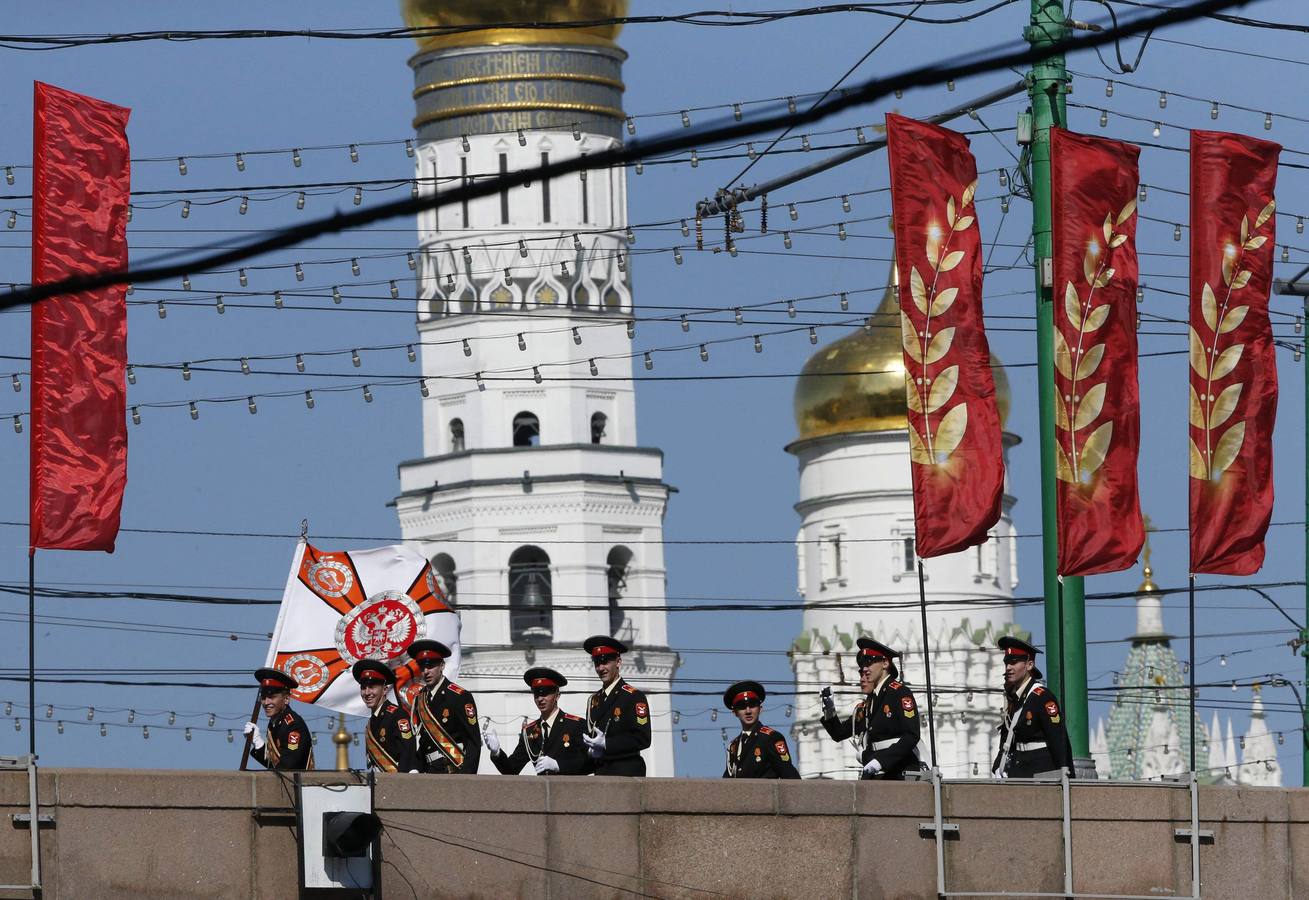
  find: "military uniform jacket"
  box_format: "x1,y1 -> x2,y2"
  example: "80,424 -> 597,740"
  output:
366,701 -> 420,773
722,724 -> 801,779
491,711 -> 589,776
586,678 -> 651,777
252,708 -> 315,771
992,679 -> 1073,778
410,679 -> 481,774
821,678 -> 921,779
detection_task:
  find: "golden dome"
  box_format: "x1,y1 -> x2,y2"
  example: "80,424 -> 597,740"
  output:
401,1 -> 629,52
793,277 -> 1010,442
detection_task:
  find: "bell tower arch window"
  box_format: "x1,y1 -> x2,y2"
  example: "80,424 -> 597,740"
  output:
509,545 -> 553,644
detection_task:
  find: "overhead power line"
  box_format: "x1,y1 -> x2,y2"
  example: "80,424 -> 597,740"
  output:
0,0 -> 1256,314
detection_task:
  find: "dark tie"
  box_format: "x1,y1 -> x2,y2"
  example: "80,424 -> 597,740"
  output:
541,721 -> 550,745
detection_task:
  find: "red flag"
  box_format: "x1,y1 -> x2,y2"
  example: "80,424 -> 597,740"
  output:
1051,129 -> 1144,576
29,83 -> 131,552
887,114 -> 1004,558
1188,130 -> 1280,575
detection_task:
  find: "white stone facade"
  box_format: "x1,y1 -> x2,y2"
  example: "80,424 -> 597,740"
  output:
395,128 -> 678,776
788,429 -> 1021,779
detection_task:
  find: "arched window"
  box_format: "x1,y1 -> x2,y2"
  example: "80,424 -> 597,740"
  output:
449,418 -> 465,452
590,412 -> 608,445
606,546 -> 633,637
431,553 -> 458,605
513,411 -> 540,447
509,545 -> 552,643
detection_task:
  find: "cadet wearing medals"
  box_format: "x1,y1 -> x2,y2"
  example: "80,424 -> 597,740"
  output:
819,638 -> 922,779
352,659 -> 420,774
404,638 -> 481,774
721,680 -> 800,779
992,636 -> 1074,778
484,667 -> 589,776
580,636 -> 651,776
245,668 -> 315,771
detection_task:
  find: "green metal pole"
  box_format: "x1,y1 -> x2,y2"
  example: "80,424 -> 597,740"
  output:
1026,0 -> 1092,772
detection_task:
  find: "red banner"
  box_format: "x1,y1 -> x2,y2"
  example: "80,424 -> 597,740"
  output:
1188,130 -> 1280,575
29,83 -> 131,552
887,114 -> 1004,558
1051,129 -> 1144,576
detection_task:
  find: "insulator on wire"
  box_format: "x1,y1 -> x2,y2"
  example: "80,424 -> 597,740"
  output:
695,215 -> 703,250
760,195 -> 768,234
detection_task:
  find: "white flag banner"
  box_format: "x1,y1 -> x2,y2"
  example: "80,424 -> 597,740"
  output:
265,541 -> 460,717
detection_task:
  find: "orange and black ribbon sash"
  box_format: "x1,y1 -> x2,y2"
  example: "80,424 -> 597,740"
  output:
366,723 -> 399,773
414,690 -> 465,768
265,730 -> 281,767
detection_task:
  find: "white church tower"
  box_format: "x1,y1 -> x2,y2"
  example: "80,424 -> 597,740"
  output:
393,1 -> 679,775
787,282 -> 1022,779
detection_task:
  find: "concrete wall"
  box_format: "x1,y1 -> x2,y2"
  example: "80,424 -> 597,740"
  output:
1,770 -> 1306,899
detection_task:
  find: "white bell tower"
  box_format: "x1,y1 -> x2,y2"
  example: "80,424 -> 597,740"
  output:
393,9 -> 679,775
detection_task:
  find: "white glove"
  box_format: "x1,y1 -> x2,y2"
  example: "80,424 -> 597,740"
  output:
533,755 -> 560,775
243,721 -> 265,750
862,758 -> 883,777
408,769 -> 420,774
481,726 -> 500,755
582,731 -> 606,759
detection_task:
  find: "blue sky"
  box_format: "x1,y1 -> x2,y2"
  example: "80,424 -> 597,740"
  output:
0,1 -> 1305,779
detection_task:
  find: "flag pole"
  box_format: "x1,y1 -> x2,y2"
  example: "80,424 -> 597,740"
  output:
27,549 -> 36,758
238,693 -> 261,771
1189,573 -> 1197,773
916,558 -> 938,769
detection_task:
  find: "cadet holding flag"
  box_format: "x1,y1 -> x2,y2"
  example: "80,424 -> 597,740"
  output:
721,680 -> 800,779
352,659 -> 420,774
485,668 -> 589,776
992,637 -> 1074,778
245,668 -> 315,771
405,638 -> 481,774
819,639 -> 922,779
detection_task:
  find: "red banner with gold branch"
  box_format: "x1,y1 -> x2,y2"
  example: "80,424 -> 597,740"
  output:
1188,130 -> 1281,575
887,114 -> 1005,558
1051,129 -> 1144,576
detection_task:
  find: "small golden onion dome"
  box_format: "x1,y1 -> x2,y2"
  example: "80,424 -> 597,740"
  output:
793,277 -> 1010,441
400,0 -> 629,52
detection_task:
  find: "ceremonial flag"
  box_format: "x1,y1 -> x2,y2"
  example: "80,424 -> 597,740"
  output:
266,542 -> 460,717
887,113 -> 1005,558
1188,130 -> 1281,575
1051,128 -> 1144,576
29,82 -> 131,552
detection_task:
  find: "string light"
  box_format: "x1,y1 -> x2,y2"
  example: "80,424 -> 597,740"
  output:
734,307 -> 743,325
157,300 -> 167,319
142,726 -> 150,740
239,195 -> 248,215
296,191 -> 305,210
1139,185 -> 1148,203
419,379 -> 429,398
296,353 -> 307,372
588,358 -> 598,376
292,148 -> 302,167
362,385 -> 373,403
681,730 -> 688,743
215,294 -> 225,315
1299,217 -> 1305,235
572,327 -> 582,346
238,268 -> 248,287
788,203 -> 798,221
462,339 -> 472,357
1151,122 -> 1160,138
351,258 -> 361,276
273,290 -> 283,309
177,156 -> 188,176
1099,109 -> 1108,128
754,335 -> 763,353
800,135 -> 811,152
4,167 -> 12,185
840,292 -> 849,311
841,195 -> 851,213
856,126 -> 866,144
189,402 -> 198,420
180,200 -> 190,219
1105,80 -> 1114,97
12,415 -> 20,434
128,710 -> 136,724
227,730 -> 234,743
626,320 -> 635,339
689,150 -> 698,168
1158,91 -> 1168,109
389,279 -> 399,299
475,372 -> 485,391
1265,112 -> 1273,131
131,407 -> 141,425
673,247 -> 684,265
10,374 -> 18,393
787,300 -> 796,318
808,326 -> 818,344
351,349 -> 361,367
1174,223 -> 1182,241
746,143 -> 756,160
247,396 -> 257,414
127,365 -> 136,385
405,139 -> 414,158
1210,102 -> 1219,120
783,231 -> 792,249
710,708 -> 718,721
185,728 -> 192,741
1283,245 -> 1290,263
699,344 -> 709,362
182,274 -> 191,291
332,285 -> 342,304
181,362 -> 191,381
304,390 -> 315,409
240,357 -> 250,375
235,152 -> 246,171
517,333 -> 527,351
100,723 -> 107,737
837,222 -> 847,241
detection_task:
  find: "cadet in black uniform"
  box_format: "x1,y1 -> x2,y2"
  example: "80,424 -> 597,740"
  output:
721,680 -> 800,779
404,638 -> 481,774
352,659 -> 420,774
245,668 -> 315,771
580,636 -> 651,776
820,638 -> 922,779
992,636 -> 1074,778
485,667 -> 590,776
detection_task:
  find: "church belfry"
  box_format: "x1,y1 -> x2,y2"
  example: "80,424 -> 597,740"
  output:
393,0 -> 679,775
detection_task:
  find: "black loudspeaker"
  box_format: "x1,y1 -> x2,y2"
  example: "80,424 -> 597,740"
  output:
321,811 -> 382,858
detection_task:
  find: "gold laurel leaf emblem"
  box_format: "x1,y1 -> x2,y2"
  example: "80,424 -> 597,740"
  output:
1076,343 -> 1106,380
1209,344 -> 1244,381
1208,383 -> 1243,430
939,250 -> 965,273
1189,327 -> 1207,378
901,313 -> 923,364
1055,392 -> 1070,431
1054,329 -> 1074,380
1073,382 -> 1107,431
1211,420 -> 1246,478
910,266 -> 929,315
1056,442 -> 1076,483
934,404 -> 968,460
1079,421 -> 1114,479
1189,438 -> 1207,479
1188,385 -> 1205,429
1255,199 -> 1276,229
1201,283 -> 1218,331
931,286 -> 958,317
927,365 -> 959,413
925,327 -> 955,365
1064,283 -> 1083,330
908,422 -> 932,465
1219,305 -> 1248,334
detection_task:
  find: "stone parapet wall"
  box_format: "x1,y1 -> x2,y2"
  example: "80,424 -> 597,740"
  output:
1,770 -> 1306,898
